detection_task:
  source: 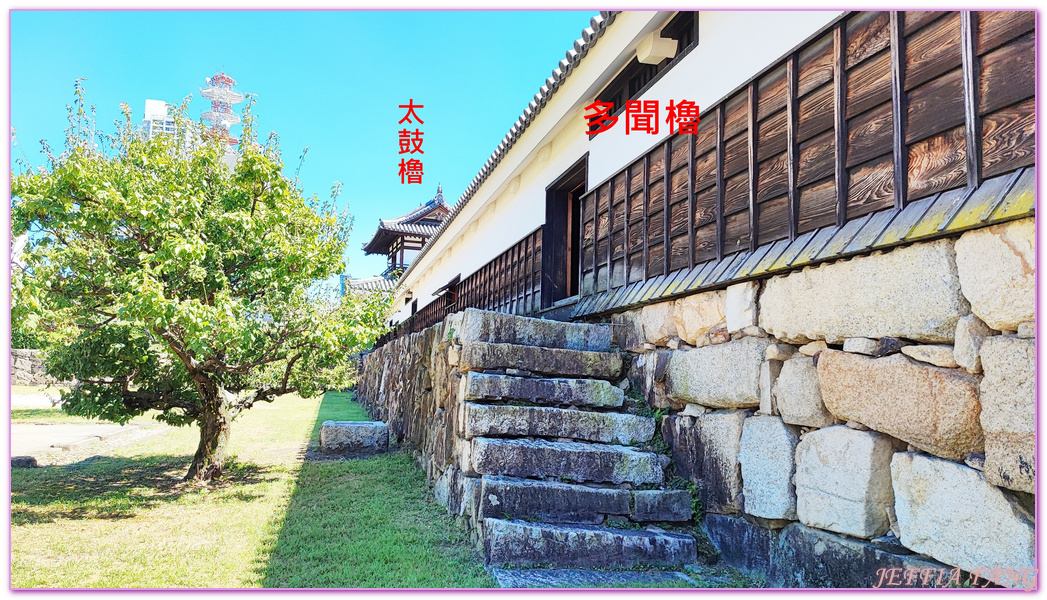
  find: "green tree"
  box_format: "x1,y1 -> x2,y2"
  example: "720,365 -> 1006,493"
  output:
12,80 -> 390,480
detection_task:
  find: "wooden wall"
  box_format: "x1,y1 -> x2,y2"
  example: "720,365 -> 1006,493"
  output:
376,228 -> 543,346
580,10 -> 1034,291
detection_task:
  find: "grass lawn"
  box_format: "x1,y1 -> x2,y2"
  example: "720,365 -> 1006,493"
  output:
11,391 -> 494,588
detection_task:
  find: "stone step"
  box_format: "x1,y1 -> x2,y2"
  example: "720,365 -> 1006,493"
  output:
479,476 -> 693,524
462,372 -> 624,408
480,476 -> 631,524
458,342 -> 623,380
457,308 -> 614,352
470,438 -> 665,485
463,403 -> 654,445
482,518 -> 697,569
490,568 -> 697,588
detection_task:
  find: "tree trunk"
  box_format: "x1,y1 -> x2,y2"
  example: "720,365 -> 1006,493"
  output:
185,382 -> 232,482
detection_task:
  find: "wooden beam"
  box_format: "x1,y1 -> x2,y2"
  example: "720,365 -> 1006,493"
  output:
961,11 -> 982,190
664,140 -> 672,274
747,82 -> 758,252
833,21 -> 849,227
642,153 -> 650,279
687,132 -> 696,268
624,165 -> 632,284
786,53 -> 799,241
607,180 -> 614,290
715,107 -> 726,262
889,11 -> 908,209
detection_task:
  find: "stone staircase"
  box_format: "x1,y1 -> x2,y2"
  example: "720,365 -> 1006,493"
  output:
451,309 -> 698,574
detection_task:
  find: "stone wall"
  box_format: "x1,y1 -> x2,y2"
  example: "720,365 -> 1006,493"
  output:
356,217 -> 1034,587
11,349 -> 70,386
610,217 -> 1035,588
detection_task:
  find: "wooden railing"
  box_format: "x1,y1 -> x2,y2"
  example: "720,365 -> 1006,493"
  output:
579,10 -> 1034,298
373,228 -> 543,348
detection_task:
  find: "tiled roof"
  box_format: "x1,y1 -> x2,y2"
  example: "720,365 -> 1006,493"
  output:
375,221 -> 440,237
363,186 -> 450,254
397,11 -> 620,286
345,276 -> 397,293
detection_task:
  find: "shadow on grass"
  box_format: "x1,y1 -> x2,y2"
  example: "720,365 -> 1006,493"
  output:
256,391 -> 494,589
11,455 -> 278,525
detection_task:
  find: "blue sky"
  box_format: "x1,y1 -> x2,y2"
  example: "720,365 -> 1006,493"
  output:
10,10 -> 596,280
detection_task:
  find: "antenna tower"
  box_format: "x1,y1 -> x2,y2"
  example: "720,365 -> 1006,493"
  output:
200,72 -> 244,145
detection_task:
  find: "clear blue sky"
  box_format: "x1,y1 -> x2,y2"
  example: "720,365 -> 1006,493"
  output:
10,10 -> 595,279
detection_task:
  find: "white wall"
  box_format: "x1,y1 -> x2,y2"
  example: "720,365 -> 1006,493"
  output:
391,10 -> 842,325
588,10 -> 842,185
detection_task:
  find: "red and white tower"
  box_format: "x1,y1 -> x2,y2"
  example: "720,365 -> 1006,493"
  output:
200,72 -> 244,145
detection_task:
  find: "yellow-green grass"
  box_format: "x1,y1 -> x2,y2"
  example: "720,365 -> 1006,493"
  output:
11,391 -> 494,588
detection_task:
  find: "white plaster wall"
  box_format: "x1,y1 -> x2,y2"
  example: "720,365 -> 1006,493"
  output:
391,10 -> 841,324
588,10 -> 843,185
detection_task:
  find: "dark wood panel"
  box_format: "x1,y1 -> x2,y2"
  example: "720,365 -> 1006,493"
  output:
979,33 -> 1035,116
797,82 -> 834,141
612,200 -> 626,233
628,252 -> 644,284
595,237 -> 609,267
694,186 -> 717,227
694,148 -> 717,192
582,217 -> 595,247
629,160 -> 644,194
905,11 -> 948,35
905,11 -> 961,91
628,218 -> 645,252
757,153 -> 789,202
757,195 -> 790,243
611,230 -> 625,259
758,110 -> 788,161
798,129 -> 836,186
847,101 -> 893,166
798,178 -> 838,233
596,185 -> 610,237
669,200 -> 689,237
647,180 -> 665,214
648,149 -> 666,182
798,32 -> 834,96
848,154 -> 896,217
908,126 -> 967,200
906,68 -> 964,144
670,167 -> 688,205
846,11 -> 891,69
670,235 -> 690,272
724,172 -> 750,215
846,48 -> 892,118
724,132 -> 749,177
724,92 -> 749,139
628,192 -> 644,223
694,222 -> 718,263
582,244 -> 594,271
978,11 -> 1035,55
982,97 -> 1035,178
647,205 -> 665,240
671,136 -> 689,171
611,257 -> 626,289
612,173 -> 627,208
693,113 -> 717,154
723,211 -> 751,255
597,212 -> 609,241
647,243 -> 665,276
758,64 -> 787,120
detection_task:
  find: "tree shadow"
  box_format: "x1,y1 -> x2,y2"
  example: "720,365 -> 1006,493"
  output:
253,391 -> 493,589
11,455 -> 278,525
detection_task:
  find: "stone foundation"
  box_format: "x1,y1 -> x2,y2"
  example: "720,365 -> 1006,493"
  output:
356,217 -> 1035,588
602,217 -> 1035,588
